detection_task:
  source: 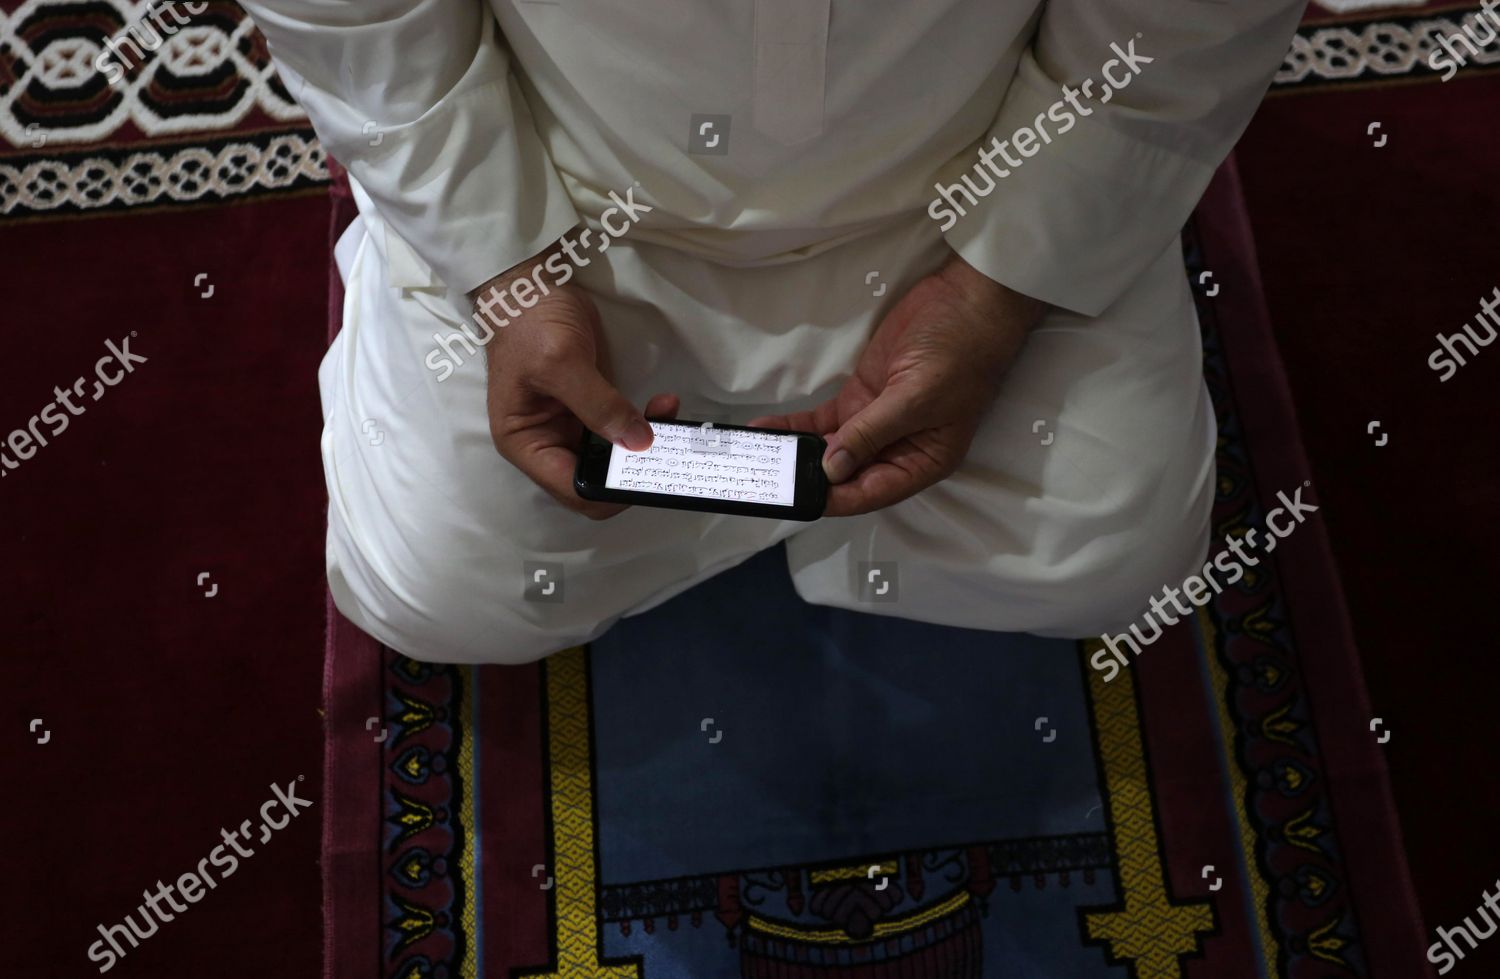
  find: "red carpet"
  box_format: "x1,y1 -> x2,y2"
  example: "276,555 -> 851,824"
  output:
3,1 -> 329,974
1234,3 -> 1500,971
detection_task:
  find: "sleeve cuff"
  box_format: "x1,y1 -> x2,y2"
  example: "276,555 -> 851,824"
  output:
938,56 -> 1215,317
337,74 -> 582,296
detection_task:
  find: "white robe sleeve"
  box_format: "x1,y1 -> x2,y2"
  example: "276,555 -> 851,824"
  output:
940,1 -> 1305,317
240,0 -> 581,295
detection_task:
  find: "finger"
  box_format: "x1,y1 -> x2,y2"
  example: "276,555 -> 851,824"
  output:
746,411 -> 806,431
747,400 -> 839,434
545,364 -> 654,451
821,386 -> 924,484
644,392 -> 680,419
824,458 -> 932,517
523,443 -> 629,520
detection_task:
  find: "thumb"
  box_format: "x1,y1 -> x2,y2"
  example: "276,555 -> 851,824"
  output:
550,366 -> 654,451
823,386 -> 920,483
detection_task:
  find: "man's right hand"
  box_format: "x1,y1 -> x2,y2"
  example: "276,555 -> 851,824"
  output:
472,254 -> 678,519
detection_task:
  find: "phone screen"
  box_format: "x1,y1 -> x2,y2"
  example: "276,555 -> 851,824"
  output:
604,421 -> 801,507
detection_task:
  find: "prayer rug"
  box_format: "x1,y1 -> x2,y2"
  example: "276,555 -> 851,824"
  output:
320,161 -> 1428,978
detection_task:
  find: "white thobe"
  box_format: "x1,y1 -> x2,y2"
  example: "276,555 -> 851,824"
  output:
242,0 -> 1305,663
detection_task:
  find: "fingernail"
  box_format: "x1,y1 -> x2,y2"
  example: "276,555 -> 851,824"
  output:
618,419 -> 654,451
823,448 -> 854,483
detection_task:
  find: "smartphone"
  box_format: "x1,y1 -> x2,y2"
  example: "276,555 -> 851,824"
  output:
574,418 -> 828,520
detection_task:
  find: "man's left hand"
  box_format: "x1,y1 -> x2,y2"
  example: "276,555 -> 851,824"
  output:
751,251 -> 1046,516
